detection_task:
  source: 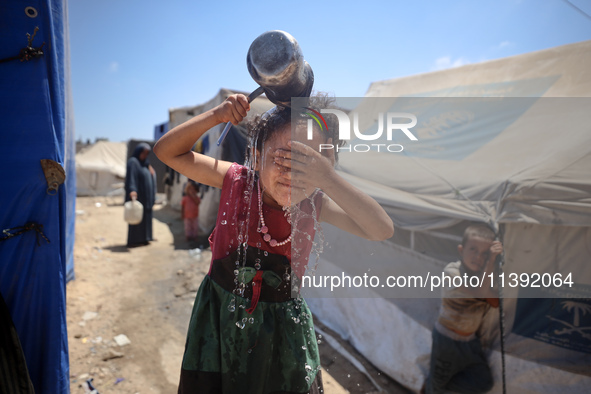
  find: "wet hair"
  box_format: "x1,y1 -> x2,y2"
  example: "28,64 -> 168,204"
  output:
461,224 -> 495,246
246,92 -> 346,163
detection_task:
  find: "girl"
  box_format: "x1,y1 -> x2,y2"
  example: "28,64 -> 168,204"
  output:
154,93 -> 393,394
181,181 -> 201,242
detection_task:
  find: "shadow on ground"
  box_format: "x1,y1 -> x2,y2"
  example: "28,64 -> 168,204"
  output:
153,204 -> 210,251
102,245 -> 130,253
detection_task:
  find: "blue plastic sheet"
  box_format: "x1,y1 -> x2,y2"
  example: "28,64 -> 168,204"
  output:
0,1 -> 74,392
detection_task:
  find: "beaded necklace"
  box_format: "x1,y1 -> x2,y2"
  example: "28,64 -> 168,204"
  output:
257,180 -> 292,247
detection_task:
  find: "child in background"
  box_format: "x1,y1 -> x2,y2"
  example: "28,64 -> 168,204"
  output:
154,93 -> 394,394
425,224 -> 503,394
181,181 -> 200,242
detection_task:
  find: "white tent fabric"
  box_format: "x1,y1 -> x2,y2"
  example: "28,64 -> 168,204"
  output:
335,97 -> 591,229
307,40 -> 591,392
75,141 -> 126,196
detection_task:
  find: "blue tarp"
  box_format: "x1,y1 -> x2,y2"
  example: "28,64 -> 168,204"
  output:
0,1 -> 74,393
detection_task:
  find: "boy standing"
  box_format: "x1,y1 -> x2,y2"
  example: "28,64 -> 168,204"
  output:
425,224 -> 503,394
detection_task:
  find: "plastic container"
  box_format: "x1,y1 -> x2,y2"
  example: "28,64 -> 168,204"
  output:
123,200 -> 144,225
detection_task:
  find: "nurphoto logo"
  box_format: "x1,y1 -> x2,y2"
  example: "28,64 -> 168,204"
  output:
305,108 -> 418,153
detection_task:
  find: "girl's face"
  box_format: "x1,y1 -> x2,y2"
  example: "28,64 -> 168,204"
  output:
256,123 -> 326,209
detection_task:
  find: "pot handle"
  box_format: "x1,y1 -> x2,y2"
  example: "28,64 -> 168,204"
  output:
216,86 -> 265,146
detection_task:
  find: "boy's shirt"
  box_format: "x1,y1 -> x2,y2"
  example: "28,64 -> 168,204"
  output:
437,261 -> 491,336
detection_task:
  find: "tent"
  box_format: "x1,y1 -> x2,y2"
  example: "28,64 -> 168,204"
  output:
0,1 -> 74,393
165,88 -> 274,238
305,40 -> 591,392
76,141 -> 126,196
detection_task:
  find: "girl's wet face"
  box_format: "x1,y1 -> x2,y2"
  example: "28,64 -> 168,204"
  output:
256,123 -> 326,209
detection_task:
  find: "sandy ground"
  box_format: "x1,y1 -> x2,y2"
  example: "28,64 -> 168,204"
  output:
67,196 -> 410,394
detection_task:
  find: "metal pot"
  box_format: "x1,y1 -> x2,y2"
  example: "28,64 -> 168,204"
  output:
246,30 -> 314,107
217,30 -> 314,146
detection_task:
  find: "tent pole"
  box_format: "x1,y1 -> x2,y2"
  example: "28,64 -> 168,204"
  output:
497,223 -> 507,394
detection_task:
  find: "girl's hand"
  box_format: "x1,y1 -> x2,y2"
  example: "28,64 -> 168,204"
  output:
272,140 -> 393,241
215,94 -> 250,125
273,140 -> 336,192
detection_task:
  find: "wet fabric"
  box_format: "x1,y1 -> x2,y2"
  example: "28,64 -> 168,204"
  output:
426,327 -> 493,394
210,163 -> 322,279
180,250 -> 322,393
178,163 -> 324,393
125,146 -> 156,245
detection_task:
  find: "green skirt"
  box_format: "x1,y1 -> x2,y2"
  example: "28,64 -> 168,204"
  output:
179,248 -> 323,394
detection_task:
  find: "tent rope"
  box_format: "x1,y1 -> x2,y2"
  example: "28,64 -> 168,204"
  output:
1,222 -> 50,246
0,27 -> 45,64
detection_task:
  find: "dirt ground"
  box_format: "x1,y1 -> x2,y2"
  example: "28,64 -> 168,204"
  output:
67,196 -> 411,394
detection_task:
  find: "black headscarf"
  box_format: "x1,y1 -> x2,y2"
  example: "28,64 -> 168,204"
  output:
132,142 -> 151,166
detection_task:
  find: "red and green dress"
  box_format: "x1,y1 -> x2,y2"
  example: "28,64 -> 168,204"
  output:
178,163 -> 324,394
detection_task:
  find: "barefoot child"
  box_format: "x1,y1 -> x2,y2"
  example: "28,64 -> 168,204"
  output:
154,93 -> 394,394
425,224 -> 503,394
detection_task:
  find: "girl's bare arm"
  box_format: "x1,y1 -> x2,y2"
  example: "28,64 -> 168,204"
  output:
153,94 -> 250,188
318,182 -> 394,241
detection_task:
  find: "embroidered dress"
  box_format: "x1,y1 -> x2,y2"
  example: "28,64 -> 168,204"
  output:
179,163 -> 324,394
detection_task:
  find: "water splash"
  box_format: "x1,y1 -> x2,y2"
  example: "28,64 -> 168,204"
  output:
227,297 -> 236,312
222,121 -> 330,387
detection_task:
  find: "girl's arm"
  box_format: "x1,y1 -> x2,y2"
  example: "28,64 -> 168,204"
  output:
275,141 -> 394,241
153,94 -> 250,188
318,182 -> 394,241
